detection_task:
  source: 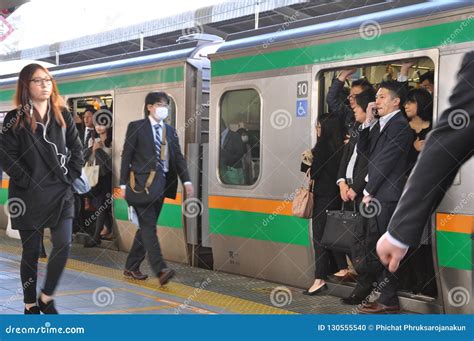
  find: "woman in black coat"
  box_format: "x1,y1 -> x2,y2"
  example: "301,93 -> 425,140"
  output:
301,113 -> 348,295
0,64 -> 83,314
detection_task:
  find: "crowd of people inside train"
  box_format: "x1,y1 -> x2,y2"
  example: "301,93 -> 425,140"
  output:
299,61 -> 436,314
73,104 -> 114,248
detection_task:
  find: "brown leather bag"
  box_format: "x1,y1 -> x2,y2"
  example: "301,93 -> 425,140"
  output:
292,169 -> 314,218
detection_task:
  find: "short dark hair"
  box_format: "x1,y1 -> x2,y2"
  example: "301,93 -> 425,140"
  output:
406,88 -> 433,122
352,78 -> 374,93
419,71 -> 434,85
83,105 -> 96,115
378,80 -> 407,108
144,92 -> 170,115
354,91 -> 375,112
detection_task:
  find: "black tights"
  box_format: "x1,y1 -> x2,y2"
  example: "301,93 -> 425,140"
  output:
19,219 -> 72,304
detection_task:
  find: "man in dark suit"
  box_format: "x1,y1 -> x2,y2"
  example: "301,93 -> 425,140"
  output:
120,92 -> 193,285
355,80 -> 413,314
377,52 -> 474,272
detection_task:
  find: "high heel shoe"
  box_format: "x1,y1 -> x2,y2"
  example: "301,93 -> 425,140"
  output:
38,296 -> 58,314
24,306 -> 41,314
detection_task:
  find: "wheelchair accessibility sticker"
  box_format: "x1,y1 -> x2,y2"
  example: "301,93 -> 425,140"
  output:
296,99 -> 308,117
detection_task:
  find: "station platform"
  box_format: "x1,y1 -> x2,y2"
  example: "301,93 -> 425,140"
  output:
0,231 -> 356,315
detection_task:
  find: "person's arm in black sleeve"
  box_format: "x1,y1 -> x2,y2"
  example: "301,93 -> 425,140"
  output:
120,122 -> 138,186
170,126 -> 190,183
63,111 -> 84,181
387,52 -> 474,247
0,111 -> 31,189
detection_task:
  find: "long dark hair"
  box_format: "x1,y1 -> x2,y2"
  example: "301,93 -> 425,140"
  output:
406,88 -> 433,122
13,63 -> 66,133
312,113 -> 345,176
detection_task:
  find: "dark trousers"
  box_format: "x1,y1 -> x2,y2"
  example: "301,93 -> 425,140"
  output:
312,194 -> 347,279
19,219 -> 72,304
125,199 -> 167,276
352,201 -> 399,305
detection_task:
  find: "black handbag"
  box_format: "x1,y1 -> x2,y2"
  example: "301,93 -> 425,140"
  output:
320,202 -> 363,253
125,170 -> 164,207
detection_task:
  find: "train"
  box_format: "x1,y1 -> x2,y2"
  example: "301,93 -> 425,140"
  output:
0,1 -> 472,314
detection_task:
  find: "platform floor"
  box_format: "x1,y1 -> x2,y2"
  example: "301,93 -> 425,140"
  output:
0,231 -> 358,315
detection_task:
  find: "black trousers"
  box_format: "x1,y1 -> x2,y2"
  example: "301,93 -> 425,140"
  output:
352,201 -> 399,306
312,194 -> 347,279
125,199 -> 167,276
19,219 -> 72,304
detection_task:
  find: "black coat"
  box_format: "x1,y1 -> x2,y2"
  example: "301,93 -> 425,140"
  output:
357,112 -> 413,202
120,118 -> 190,199
326,78 -> 354,134
1,109 -> 83,230
388,52 -> 474,246
337,126 -> 369,196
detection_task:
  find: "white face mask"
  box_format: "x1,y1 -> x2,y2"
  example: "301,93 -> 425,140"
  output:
153,107 -> 169,121
241,136 -> 249,143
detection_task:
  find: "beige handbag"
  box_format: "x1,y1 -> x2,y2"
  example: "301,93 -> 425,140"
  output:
83,152 -> 100,188
292,169 -> 314,219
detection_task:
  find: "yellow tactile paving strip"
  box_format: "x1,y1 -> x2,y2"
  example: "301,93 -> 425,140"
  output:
1,244 -> 296,315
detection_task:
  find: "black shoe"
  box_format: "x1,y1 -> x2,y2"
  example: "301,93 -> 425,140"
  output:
302,284 -> 327,296
38,297 -> 58,314
341,294 -> 366,305
24,306 -> 41,314
84,239 -> 100,248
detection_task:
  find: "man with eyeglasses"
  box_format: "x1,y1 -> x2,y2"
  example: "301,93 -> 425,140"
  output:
119,91 -> 193,286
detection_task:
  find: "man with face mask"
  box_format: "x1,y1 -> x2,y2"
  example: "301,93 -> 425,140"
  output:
120,92 -> 193,286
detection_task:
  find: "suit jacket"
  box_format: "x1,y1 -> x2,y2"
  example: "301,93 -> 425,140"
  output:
388,52 -> 474,247
0,110 -> 83,230
357,112 -> 413,202
337,127 -> 368,196
120,118 -> 190,199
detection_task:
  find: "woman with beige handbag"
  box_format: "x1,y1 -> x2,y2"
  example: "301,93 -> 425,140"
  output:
83,120 -> 113,247
299,113 -> 350,296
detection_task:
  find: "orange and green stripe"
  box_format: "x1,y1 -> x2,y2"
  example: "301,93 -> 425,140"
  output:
436,213 -> 473,271
208,195 -> 310,246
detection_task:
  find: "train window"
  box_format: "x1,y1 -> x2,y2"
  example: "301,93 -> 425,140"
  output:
218,89 -> 261,186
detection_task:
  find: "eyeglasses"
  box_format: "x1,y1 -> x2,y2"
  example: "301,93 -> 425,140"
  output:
30,77 -> 53,86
